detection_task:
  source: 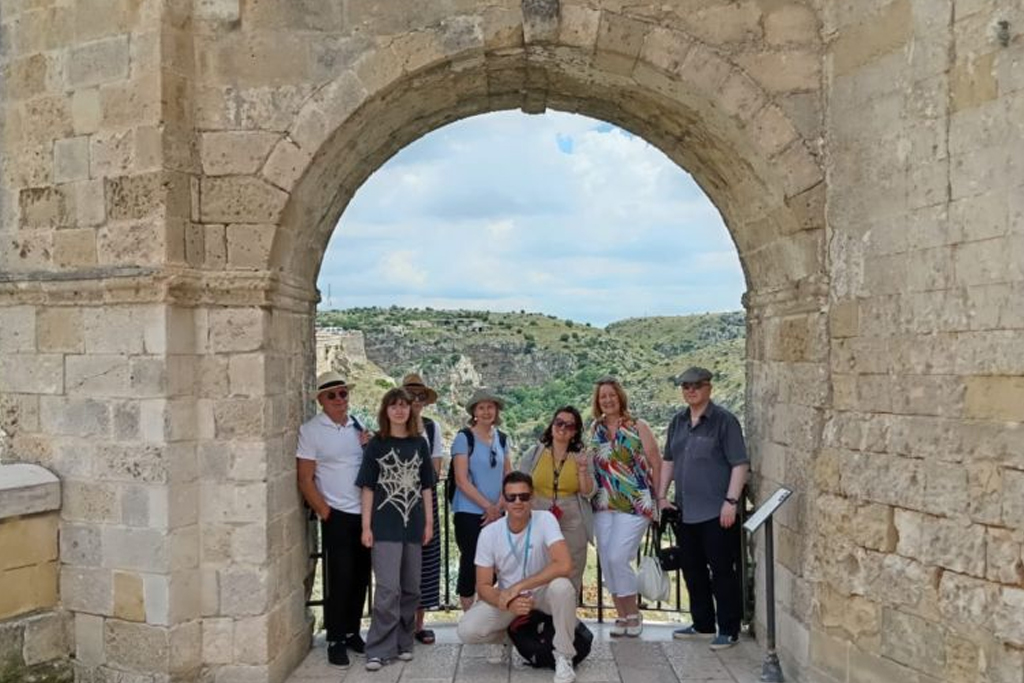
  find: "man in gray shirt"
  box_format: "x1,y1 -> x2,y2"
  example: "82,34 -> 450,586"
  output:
657,367 -> 749,650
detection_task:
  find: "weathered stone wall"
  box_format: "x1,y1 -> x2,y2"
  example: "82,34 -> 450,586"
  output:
0,465 -> 72,682
0,1 -> 1020,682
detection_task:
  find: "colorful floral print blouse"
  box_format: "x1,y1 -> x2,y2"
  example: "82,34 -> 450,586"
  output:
589,420 -> 655,518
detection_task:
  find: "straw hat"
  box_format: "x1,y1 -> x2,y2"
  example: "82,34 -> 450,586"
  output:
315,371 -> 347,396
400,372 -> 438,405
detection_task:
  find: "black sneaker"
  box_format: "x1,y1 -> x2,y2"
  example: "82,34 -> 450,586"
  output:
327,642 -> 350,668
345,633 -> 366,655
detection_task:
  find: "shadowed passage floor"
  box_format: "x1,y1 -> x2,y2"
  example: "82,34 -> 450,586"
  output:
286,623 -> 765,683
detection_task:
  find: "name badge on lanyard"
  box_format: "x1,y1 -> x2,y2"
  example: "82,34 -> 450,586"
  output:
505,516 -> 533,583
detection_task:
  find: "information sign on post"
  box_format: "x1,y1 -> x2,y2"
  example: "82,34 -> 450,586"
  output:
744,487 -> 793,683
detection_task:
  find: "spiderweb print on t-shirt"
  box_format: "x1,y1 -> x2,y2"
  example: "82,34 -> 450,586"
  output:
375,448 -> 423,525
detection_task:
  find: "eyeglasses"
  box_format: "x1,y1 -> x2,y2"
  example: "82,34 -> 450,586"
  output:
324,389 -> 349,400
681,382 -> 709,391
503,492 -> 532,503
408,392 -> 428,402
552,419 -> 577,431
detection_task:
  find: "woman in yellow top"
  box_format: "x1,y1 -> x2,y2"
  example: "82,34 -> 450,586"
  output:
516,405 -> 596,594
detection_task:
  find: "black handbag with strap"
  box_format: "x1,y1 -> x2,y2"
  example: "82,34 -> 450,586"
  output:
507,610 -> 593,669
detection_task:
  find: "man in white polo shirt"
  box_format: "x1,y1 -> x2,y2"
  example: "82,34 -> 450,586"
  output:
297,371 -> 371,668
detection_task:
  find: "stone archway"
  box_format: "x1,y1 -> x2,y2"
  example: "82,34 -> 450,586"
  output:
212,5 -> 829,681
3,2 -> 1022,683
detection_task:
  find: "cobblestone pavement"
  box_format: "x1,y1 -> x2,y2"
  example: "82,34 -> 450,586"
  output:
286,623 -> 765,683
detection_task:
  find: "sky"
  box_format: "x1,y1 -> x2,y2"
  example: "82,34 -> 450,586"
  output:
318,110 -> 745,327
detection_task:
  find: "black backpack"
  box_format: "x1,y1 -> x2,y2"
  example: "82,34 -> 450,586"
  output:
508,610 -> 593,669
445,427 -> 508,504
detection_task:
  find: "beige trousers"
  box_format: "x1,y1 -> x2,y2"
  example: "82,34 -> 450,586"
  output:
456,576 -> 578,658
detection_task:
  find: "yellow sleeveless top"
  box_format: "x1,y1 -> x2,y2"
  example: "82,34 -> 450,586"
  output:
531,448 -> 580,500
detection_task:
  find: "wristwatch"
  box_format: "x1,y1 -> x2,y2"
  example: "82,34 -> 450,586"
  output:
724,497 -> 738,506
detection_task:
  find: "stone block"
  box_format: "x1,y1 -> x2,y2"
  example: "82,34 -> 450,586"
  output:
21,95 -> 74,142
594,12 -> 648,76
71,88 -> 104,135
103,619 -> 169,671
101,526 -> 169,573
751,104 -> 800,158
225,223 -> 275,270
1003,468 -> 1024,530
951,51 -> 998,113
70,178 -> 107,226
0,513 -> 58,570
994,586 -> 1024,646
19,186 -> 74,229
880,608 -> 946,677
53,228 -> 99,268
986,527 -> 1024,585
67,36 -> 130,88
201,131 -> 278,177
810,627 -> 850,682
39,396 -> 111,437
5,54 -> 51,101
54,136 -> 90,183
201,482 -> 267,524
765,4 -> 820,46
0,306 -> 36,352
59,522 -> 102,567
89,129 -> 135,178
61,565 -> 113,615
260,139 -> 310,193
739,50 -> 820,94
0,354 -> 64,394
208,307 -> 268,352
105,172 -> 167,221
65,354 -> 129,397
203,617 -> 234,665
200,176 -> 288,224
23,611 -> 71,666
0,562 -> 58,619
61,479 -> 119,524
964,376 -> 1024,421
218,566 -> 269,616
832,0 -> 911,77
75,613 -> 104,666
233,614 -> 270,664
112,571 -> 145,622
938,571 -> 997,629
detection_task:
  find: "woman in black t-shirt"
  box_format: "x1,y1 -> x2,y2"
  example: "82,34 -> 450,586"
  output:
356,388 -> 436,670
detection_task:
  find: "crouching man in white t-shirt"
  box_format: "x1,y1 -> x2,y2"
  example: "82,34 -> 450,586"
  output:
457,471 -> 579,683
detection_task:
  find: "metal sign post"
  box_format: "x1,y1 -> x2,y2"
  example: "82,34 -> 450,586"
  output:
743,487 -> 793,683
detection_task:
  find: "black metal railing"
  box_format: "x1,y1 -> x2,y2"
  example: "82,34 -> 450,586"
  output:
306,479 -> 751,624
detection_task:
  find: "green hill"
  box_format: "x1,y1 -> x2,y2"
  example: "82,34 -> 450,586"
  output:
316,307 -> 746,447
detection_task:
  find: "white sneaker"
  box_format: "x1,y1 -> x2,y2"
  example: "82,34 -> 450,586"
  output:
486,643 -> 510,665
553,653 -> 576,683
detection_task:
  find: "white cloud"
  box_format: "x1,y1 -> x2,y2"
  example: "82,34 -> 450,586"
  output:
321,111 -> 745,326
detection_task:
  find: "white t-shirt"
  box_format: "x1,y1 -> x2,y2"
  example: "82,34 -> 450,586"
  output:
475,510 -> 565,590
296,413 -> 364,514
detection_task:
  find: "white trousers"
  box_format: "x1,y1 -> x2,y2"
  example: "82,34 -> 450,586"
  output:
593,511 -> 649,597
457,577 -> 578,658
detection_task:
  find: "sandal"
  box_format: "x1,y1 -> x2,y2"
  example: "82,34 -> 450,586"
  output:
625,613 -> 643,637
609,618 -> 628,637
414,629 -> 435,644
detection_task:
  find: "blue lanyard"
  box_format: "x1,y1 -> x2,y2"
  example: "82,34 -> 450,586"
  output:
505,516 -> 533,582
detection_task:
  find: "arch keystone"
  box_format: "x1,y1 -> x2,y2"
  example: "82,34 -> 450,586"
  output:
523,0 -> 560,44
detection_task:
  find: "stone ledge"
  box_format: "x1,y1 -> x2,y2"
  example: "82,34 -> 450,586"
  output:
0,464 -> 60,520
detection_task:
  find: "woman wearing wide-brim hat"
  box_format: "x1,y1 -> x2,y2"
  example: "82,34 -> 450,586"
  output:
401,373 -> 443,644
450,388 -> 511,610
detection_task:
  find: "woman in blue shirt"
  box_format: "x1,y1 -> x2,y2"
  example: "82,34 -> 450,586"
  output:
451,388 -> 511,610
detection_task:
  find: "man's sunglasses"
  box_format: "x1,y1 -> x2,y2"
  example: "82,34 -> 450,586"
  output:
503,492 -> 532,503
408,391 -> 429,402
323,389 -> 349,400
552,418 -> 576,431
681,382 -> 709,391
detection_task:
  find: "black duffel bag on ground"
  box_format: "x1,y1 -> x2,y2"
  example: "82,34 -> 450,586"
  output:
507,610 -> 593,669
